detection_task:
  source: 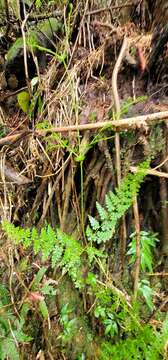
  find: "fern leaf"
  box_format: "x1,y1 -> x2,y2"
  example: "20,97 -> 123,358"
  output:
96,202 -> 108,221
51,245 -> 63,268
88,215 -> 100,230
32,227 -> 40,254
40,225 -> 57,260
31,267 -> 47,290
96,229 -> 113,244
86,225 -> 99,242
1,338 -> 20,360
38,300 -> 49,320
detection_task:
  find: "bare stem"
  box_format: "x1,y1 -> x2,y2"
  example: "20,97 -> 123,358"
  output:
133,197 -> 141,299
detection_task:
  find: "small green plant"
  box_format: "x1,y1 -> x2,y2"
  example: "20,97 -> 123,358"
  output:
100,314 -> 168,360
0,285 -> 32,360
1,218 -> 167,359
36,119 -> 114,160
94,302 -> 118,338
127,230 -> 159,272
0,125 -> 8,138
6,18 -> 63,63
58,303 -> 77,343
127,230 -> 159,310
120,96 -> 148,117
138,279 -> 155,311
91,283 -> 140,341
17,90 -> 30,113
35,0 -> 42,8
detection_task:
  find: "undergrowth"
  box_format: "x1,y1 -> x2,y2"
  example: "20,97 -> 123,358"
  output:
1,162 -> 167,359
100,316 -> 168,360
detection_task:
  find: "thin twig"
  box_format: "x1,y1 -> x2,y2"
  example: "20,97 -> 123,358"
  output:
29,10 -> 62,21
4,0 -> 10,37
86,3 -> 134,16
111,36 -> 128,270
0,131 -> 31,147
57,0 -> 89,85
147,272 -> 168,276
8,319 -> 19,348
153,155 -> 168,170
20,0 -> 36,94
38,156 -> 71,226
133,197 -> 141,299
0,86 -> 28,101
112,36 -> 128,184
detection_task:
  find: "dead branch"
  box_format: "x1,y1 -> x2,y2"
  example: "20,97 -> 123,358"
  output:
130,166 -> 168,178
0,131 -> 31,147
29,10 -> 62,21
36,111 -> 168,134
86,3 -> 134,16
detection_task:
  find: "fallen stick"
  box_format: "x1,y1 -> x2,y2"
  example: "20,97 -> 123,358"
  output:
1,111 -> 168,148
0,131 -> 31,147
36,111 -> 168,134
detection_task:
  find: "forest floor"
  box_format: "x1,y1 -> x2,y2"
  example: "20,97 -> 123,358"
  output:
0,1 -> 168,359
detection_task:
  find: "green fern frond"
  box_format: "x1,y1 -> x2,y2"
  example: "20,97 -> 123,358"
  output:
40,225 -> 57,260
2,222 -> 84,288
87,246 -> 106,264
87,161 -> 149,244
2,222 -> 31,246
58,230 -> 83,287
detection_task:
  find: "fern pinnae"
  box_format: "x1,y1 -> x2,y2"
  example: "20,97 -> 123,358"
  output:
104,191 -> 116,212
51,245 -> 63,268
88,215 -> 100,231
31,227 -> 39,254
96,202 -> 108,221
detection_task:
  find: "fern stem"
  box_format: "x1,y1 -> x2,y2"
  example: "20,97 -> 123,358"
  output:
80,161 -> 86,243
133,197 -> 141,299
